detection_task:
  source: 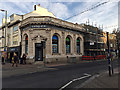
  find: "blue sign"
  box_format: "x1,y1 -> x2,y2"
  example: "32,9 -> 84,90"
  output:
4,48 -> 6,51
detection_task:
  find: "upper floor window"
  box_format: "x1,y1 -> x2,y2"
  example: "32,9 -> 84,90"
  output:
13,25 -> 18,32
10,16 -> 14,21
110,36 -> 112,39
13,36 -> 18,45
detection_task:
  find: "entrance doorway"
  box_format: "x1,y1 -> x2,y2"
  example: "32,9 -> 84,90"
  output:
35,43 -> 43,61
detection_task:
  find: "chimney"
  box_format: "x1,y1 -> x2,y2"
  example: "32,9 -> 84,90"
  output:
34,5 -> 36,10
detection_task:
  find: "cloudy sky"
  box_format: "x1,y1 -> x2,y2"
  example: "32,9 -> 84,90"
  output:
0,0 -> 119,33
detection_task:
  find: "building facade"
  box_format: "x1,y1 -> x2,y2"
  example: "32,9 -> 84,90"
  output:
81,24 -> 105,56
20,16 -> 84,63
103,31 -> 118,57
0,14 -> 22,62
0,5 -> 84,63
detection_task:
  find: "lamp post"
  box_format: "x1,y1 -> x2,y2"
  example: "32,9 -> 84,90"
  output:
0,9 -> 7,64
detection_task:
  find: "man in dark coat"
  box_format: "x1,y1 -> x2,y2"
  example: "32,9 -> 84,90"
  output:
12,52 -> 18,67
22,53 -> 26,65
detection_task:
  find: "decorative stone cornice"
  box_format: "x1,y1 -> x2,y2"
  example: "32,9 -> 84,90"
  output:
20,16 -> 84,33
31,35 -> 47,41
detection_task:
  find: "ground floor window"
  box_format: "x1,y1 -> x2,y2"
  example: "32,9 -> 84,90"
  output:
66,36 -> 71,53
77,37 -> 80,53
52,35 -> 58,53
25,35 -> 28,54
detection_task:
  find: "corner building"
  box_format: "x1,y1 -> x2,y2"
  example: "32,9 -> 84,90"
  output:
20,16 -> 84,63
19,5 -> 84,63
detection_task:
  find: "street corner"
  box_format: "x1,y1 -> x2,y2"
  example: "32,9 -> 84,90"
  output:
80,70 -> 119,88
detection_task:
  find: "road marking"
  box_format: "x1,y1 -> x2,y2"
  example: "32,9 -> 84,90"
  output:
59,73 -> 91,90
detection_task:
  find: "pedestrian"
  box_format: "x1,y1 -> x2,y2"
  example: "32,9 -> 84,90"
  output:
12,52 -> 18,67
93,53 -> 96,60
2,55 -> 5,65
22,53 -> 26,65
12,56 -> 14,66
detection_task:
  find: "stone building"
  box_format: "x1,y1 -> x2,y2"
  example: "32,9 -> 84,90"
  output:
102,32 -> 117,57
0,5 -> 84,63
0,14 -> 22,62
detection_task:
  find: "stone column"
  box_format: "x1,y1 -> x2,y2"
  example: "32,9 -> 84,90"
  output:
73,34 -> 76,54
80,38 -> 84,55
22,39 -> 25,55
28,36 -> 33,58
62,32 -> 65,54
46,30 -> 51,55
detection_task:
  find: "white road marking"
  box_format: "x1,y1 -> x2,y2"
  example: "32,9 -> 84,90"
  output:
59,73 -> 91,90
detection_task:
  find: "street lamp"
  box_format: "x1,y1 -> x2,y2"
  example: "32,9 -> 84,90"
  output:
0,9 -> 7,64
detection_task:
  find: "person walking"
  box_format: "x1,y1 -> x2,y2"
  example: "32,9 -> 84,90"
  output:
93,53 -> 96,60
11,56 -> 14,66
2,55 -> 5,65
12,52 -> 18,67
22,53 -> 26,65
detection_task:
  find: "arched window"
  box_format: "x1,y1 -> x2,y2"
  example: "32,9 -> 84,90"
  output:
25,35 -> 28,54
52,35 -> 58,53
66,36 -> 71,53
77,37 -> 80,53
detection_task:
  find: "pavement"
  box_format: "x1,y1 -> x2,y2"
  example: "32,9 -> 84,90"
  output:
1,59 -> 119,89
78,67 -> 119,89
2,62 -> 66,78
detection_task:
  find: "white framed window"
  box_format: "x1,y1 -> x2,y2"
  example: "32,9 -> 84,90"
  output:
13,25 -> 18,32
10,16 -> 14,21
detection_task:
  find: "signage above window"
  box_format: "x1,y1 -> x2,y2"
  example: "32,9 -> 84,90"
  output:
31,25 -> 47,28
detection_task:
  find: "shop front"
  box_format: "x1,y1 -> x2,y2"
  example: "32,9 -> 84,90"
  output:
7,46 -> 21,63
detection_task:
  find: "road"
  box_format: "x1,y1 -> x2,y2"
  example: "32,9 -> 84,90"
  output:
2,59 -> 118,89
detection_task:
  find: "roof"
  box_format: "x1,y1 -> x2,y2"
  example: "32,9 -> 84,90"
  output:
23,5 -> 56,19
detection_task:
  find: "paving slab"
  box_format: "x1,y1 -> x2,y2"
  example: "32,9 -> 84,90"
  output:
80,68 -> 119,88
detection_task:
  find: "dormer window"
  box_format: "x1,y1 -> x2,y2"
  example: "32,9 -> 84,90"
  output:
10,16 -> 14,21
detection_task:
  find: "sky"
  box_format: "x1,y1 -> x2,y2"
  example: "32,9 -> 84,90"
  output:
0,0 -> 119,33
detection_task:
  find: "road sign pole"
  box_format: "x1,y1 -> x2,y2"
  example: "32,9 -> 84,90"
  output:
106,32 -> 111,76
111,58 -> 114,75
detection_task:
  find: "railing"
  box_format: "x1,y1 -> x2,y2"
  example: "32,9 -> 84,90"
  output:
95,55 -> 106,60
82,56 -> 94,60
82,55 -> 106,60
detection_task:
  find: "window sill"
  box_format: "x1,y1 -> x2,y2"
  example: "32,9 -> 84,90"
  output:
66,53 -> 72,55
13,30 -> 18,34
76,53 -> 82,55
52,53 -> 61,55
